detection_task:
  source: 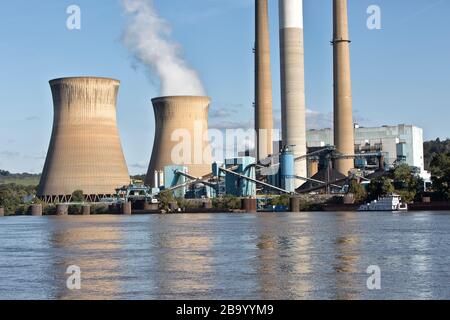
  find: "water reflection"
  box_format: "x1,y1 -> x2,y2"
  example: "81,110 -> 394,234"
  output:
151,219 -> 214,299
255,214 -> 313,299
332,213 -> 361,300
0,212 -> 449,300
47,216 -> 124,300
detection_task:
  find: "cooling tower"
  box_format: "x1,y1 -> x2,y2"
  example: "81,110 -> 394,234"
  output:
145,96 -> 212,187
279,0 -> 307,186
333,0 -> 355,175
255,0 -> 274,161
38,77 -> 130,203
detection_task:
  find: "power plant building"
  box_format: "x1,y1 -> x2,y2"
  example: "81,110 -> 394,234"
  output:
145,96 -> 213,187
306,124 -> 428,178
279,0 -> 307,184
38,77 -> 131,203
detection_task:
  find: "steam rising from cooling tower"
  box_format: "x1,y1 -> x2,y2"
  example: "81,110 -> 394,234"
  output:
121,0 -> 205,96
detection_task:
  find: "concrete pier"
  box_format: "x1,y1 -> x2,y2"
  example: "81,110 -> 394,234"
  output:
144,202 -> 159,211
122,202 -> 132,215
290,197 -> 301,212
202,201 -> 212,209
31,204 -> 43,216
56,204 -> 69,216
242,198 -> 257,213
82,205 -> 91,215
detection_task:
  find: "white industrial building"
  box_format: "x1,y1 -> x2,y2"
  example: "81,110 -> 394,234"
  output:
306,124 -> 430,181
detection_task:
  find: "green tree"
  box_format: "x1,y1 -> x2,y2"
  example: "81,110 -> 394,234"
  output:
158,190 -> 176,210
271,195 -> 290,207
430,153 -> 450,200
0,184 -> 36,214
368,176 -> 394,200
347,179 -> 367,203
392,164 -> 423,202
71,190 -> 85,203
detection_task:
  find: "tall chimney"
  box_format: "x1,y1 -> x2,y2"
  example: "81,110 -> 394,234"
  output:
255,0 -> 274,161
333,0 -> 354,175
279,0 -> 307,186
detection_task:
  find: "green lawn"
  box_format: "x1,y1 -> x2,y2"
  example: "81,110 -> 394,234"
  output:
0,175 -> 40,186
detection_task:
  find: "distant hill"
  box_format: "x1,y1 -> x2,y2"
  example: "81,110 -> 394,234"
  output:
424,139 -> 450,171
0,170 -> 41,186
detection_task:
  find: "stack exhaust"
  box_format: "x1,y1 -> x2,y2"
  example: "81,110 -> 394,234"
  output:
145,96 -> 212,187
279,0 -> 307,186
38,77 -> 131,203
255,0 -> 274,161
333,0 -> 355,175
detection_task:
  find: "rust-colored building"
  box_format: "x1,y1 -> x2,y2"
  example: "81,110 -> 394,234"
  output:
38,77 -> 130,203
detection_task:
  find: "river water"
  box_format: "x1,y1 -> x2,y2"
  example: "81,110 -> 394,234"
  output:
0,212 -> 449,300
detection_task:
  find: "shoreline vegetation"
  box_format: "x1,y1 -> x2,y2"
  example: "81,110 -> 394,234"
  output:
2,140 -> 450,216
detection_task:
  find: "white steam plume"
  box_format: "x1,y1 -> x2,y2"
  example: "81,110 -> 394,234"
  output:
121,0 -> 205,96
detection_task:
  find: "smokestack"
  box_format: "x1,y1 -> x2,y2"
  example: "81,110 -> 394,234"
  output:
38,77 -> 130,203
145,96 -> 212,187
333,0 -> 355,175
279,0 -> 307,186
255,0 -> 274,161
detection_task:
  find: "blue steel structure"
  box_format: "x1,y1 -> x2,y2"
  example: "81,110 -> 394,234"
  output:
224,157 -> 257,197
164,165 -> 188,198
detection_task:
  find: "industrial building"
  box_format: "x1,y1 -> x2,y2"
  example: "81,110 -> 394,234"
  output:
145,96 -> 213,188
38,77 -> 131,203
306,124 -> 429,178
33,0 -> 428,210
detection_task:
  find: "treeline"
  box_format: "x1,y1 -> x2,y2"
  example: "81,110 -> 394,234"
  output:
348,164 -> 424,204
424,138 -> 450,170
0,184 -> 37,214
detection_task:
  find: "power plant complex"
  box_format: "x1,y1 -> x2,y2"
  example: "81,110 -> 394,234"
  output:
34,1 -> 427,211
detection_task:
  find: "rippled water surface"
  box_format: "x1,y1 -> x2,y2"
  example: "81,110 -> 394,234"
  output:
0,212 -> 449,300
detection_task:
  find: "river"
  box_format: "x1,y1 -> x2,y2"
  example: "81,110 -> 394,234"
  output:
0,212 -> 449,300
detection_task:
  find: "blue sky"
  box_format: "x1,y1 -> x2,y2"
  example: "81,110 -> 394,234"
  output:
0,0 -> 449,174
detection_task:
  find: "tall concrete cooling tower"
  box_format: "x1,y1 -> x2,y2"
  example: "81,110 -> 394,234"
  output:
255,0 -> 274,161
38,77 -> 130,203
279,0 -> 307,186
333,0 -> 355,175
145,96 -> 212,187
